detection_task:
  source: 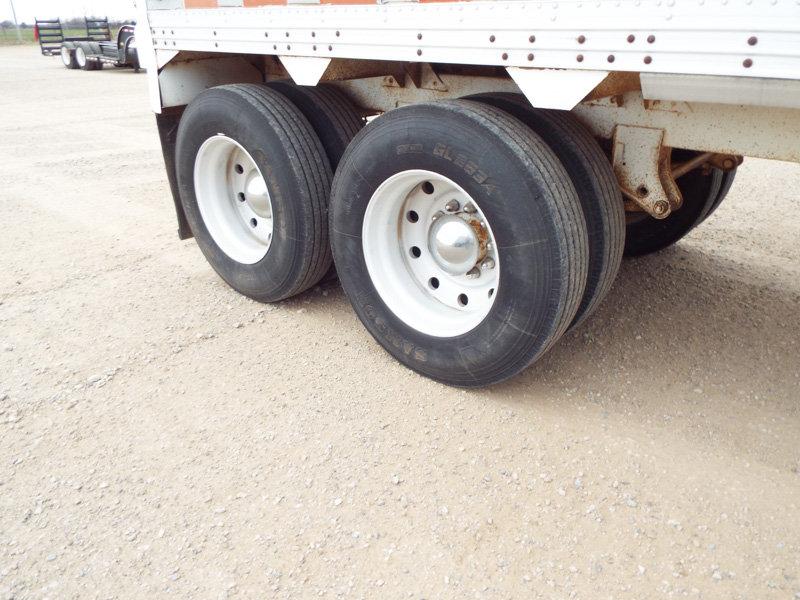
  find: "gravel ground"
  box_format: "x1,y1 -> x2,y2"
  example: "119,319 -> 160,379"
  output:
1,46 -> 799,600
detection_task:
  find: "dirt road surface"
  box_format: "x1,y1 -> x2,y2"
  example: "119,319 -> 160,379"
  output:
1,46 -> 799,599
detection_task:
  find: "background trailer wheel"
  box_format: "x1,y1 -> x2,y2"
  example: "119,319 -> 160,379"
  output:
176,84 -> 333,302
624,150 -> 729,257
469,93 -> 624,329
60,45 -> 78,69
330,100 -> 589,387
74,46 -> 88,70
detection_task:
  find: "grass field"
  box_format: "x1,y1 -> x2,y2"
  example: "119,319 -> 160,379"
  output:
0,28 -> 91,47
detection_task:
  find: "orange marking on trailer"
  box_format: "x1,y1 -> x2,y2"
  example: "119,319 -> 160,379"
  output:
244,0 -> 286,6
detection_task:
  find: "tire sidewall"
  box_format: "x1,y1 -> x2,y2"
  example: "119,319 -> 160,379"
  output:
75,46 -> 87,68
176,88 -> 316,301
331,104 -> 570,385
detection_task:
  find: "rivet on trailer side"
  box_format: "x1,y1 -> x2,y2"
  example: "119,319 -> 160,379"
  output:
134,0 -> 800,386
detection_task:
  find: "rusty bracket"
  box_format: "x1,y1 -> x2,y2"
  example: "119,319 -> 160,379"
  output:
383,62 -> 448,92
612,124 -> 682,219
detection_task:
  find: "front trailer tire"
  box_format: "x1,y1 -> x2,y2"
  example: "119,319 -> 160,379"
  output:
60,45 -> 78,69
330,100 -> 589,387
176,84 -> 333,302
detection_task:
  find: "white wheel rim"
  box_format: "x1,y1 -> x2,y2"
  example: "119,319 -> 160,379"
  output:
194,135 -> 274,264
362,170 -> 500,338
60,47 -> 71,66
75,47 -> 86,68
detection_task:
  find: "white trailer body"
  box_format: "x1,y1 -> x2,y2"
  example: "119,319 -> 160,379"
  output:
134,0 -> 800,385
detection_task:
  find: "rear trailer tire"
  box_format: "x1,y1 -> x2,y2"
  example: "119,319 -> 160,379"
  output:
701,169 -> 737,223
330,100 -> 589,387
266,82 -> 365,171
624,150 -> 723,257
469,93 -> 624,329
266,82 -> 366,282
176,84 -> 333,302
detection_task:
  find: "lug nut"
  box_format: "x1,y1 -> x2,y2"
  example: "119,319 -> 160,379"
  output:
431,210 -> 444,221
466,267 -> 481,279
445,199 -> 460,213
463,202 -> 477,213
481,257 -> 496,270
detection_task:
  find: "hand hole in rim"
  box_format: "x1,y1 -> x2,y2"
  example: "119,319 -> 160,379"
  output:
410,246 -> 421,258
458,293 -> 469,307
428,277 -> 440,289
250,218 -> 257,228
237,192 -> 246,202
407,210 -> 419,223
235,164 -> 244,174
421,181 -> 435,194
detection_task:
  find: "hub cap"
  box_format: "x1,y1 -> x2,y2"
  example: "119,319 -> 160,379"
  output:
194,135 -> 273,264
362,170 -> 499,338
429,215 -> 480,275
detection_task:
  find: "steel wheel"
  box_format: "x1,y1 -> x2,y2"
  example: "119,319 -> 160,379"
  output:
193,135 -> 273,265
176,84 -> 332,302
363,170 -> 499,337
75,46 -> 87,69
60,46 -> 73,68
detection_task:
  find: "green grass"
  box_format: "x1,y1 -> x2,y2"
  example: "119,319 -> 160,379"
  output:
0,28 -> 90,47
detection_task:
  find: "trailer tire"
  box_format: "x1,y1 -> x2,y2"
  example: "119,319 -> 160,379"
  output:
624,150 -> 723,257
74,45 -> 88,70
60,44 -> 78,69
469,93 -> 624,328
124,38 -> 140,71
266,82 -> 366,282
330,100 -> 588,387
701,169 -> 737,223
176,84 -> 333,302
266,82 -> 365,170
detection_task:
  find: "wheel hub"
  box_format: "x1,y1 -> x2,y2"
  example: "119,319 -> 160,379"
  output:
243,170 -> 270,217
428,215 -> 480,275
194,135 -> 274,264
361,169 -> 500,338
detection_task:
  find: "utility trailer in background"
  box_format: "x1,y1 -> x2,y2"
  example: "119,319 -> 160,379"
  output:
35,17 -> 110,56
59,24 -> 140,72
135,0 -> 800,386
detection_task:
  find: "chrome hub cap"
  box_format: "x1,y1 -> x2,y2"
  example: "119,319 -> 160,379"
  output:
428,215 -> 481,275
194,135 -> 273,264
362,170 -> 499,338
